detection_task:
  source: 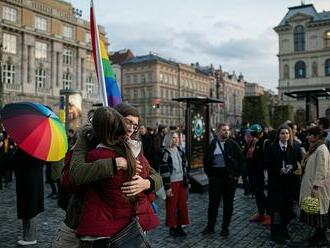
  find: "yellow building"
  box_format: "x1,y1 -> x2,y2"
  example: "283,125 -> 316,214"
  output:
0,0 -> 108,123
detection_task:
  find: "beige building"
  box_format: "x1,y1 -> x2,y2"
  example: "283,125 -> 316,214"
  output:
274,3 -> 330,119
245,82 -> 266,97
0,0 -> 107,123
121,53 -> 211,127
171,63 -> 245,128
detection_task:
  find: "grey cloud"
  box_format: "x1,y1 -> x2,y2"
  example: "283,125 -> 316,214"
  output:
214,21 -> 241,30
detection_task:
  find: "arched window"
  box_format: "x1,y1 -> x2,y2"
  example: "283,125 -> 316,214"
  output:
325,31 -> 330,48
283,64 -> 289,79
325,59 -> 330,77
294,25 -> 305,51
295,61 -> 306,79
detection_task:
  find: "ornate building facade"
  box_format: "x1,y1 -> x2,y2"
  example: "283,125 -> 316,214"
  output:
275,3 -> 330,119
0,0 -> 106,121
121,54 -> 211,127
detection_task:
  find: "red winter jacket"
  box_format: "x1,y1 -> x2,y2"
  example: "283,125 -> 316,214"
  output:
76,147 -> 159,237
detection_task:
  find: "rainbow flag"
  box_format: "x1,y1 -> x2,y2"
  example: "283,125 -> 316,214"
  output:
90,0 -> 122,107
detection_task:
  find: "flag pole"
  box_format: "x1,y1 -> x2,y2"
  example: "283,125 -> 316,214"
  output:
90,0 -> 108,106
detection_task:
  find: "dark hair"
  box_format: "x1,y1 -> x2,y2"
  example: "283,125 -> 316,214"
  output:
92,107 -> 136,179
318,117 -> 330,130
216,123 -> 229,132
306,126 -> 325,139
114,103 -> 139,119
114,103 -> 140,139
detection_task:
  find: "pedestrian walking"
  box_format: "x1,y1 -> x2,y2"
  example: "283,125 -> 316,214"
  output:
202,123 -> 244,236
14,148 -> 44,246
299,126 -> 330,246
160,131 -> 190,237
265,125 -> 303,244
245,124 -> 270,224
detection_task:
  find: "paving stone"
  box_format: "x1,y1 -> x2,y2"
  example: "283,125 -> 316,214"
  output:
0,181 -> 323,247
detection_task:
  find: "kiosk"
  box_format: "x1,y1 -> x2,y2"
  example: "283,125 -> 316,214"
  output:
173,97 -> 223,193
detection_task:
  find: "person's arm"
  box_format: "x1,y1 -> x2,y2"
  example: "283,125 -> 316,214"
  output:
159,151 -> 171,191
69,124 -> 122,186
312,148 -> 327,188
121,161 -> 163,196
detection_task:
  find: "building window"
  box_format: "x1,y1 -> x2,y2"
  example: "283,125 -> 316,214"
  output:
3,6 -> 17,22
294,25 -> 305,52
2,64 -> 15,84
295,61 -> 306,79
3,33 -> 16,54
325,59 -> 330,77
63,73 -> 72,89
86,76 -> 95,95
35,16 -> 47,31
63,48 -> 73,65
63,25 -> 73,39
325,31 -> 330,48
133,89 -> 138,98
312,61 -> 318,77
35,41 -> 47,59
35,68 -> 46,88
85,32 -> 91,44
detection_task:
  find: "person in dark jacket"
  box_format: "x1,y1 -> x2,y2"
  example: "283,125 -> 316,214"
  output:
265,125 -> 303,244
14,148 -> 44,246
160,131 -> 189,237
245,124 -> 270,224
202,123 -> 244,237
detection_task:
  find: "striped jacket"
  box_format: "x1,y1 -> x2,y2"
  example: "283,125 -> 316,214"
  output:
159,146 -> 188,190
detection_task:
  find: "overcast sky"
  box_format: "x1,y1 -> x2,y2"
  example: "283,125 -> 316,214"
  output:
69,0 -> 330,91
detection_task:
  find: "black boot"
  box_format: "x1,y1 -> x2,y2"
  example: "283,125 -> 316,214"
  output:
169,227 -> 177,237
176,226 -> 187,236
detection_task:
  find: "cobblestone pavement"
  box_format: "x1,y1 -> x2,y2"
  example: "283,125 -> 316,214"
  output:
0,181 -> 326,248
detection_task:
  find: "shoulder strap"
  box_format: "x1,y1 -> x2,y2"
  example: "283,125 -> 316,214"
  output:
216,139 -> 226,156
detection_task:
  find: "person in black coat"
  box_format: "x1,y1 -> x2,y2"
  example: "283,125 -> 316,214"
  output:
14,148 -> 44,246
202,123 -> 244,237
265,125 -> 303,244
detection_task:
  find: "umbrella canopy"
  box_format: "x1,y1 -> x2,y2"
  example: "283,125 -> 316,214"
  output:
0,102 -> 68,161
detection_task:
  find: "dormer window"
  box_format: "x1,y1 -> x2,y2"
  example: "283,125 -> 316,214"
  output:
325,31 -> 330,48
294,25 -> 305,52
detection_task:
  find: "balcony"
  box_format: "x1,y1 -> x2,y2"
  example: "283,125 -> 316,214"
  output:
4,83 -> 21,92
37,87 -> 51,95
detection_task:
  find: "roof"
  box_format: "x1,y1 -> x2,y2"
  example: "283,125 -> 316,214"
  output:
121,54 -> 177,66
284,88 -> 330,98
277,4 -> 330,27
109,49 -> 135,64
172,97 -> 223,104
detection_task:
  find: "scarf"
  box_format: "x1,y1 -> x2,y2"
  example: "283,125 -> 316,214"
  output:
303,140 -> 324,164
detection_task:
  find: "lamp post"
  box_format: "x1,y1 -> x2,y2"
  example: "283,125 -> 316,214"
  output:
0,41 -> 3,110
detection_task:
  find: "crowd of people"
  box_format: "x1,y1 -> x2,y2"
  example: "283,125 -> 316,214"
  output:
1,104 -> 330,247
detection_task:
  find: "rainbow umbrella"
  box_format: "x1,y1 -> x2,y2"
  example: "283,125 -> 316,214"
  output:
0,102 -> 68,161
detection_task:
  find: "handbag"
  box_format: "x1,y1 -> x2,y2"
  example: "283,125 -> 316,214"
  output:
301,196 -> 320,215
107,217 -> 151,248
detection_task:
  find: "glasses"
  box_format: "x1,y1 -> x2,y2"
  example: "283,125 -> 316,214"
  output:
125,118 -> 139,131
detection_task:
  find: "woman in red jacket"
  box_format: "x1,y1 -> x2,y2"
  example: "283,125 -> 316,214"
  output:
76,107 -> 159,247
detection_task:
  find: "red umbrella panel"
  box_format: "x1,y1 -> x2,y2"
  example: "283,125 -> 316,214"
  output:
0,102 -> 68,161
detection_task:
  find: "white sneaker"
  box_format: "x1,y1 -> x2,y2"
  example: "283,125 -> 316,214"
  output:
17,240 -> 37,246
